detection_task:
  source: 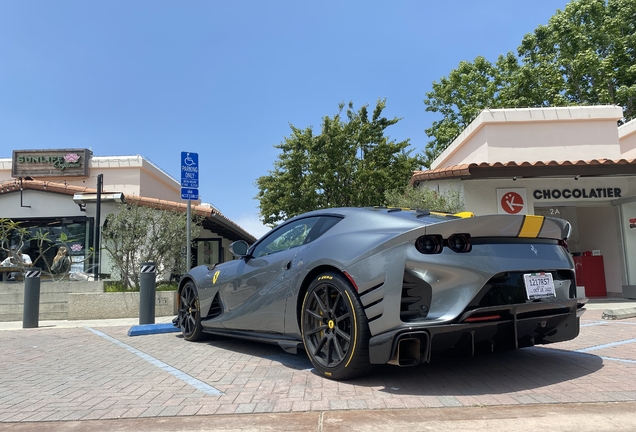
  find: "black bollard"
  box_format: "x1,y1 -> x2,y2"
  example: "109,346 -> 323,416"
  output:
23,268 -> 41,329
139,262 -> 156,325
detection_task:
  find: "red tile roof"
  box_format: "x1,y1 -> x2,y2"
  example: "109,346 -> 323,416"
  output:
410,158 -> 636,184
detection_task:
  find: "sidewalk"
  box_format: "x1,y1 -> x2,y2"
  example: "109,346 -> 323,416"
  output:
584,297 -> 636,310
2,402 -> 636,431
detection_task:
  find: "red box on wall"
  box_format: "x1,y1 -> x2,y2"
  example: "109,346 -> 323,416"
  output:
573,255 -> 607,297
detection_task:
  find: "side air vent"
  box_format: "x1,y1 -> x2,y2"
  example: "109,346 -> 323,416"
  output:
206,294 -> 222,319
401,270 -> 432,322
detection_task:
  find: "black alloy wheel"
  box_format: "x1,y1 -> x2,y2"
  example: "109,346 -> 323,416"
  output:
179,281 -> 204,341
301,272 -> 373,380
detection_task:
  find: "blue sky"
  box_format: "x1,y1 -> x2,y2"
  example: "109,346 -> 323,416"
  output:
0,0 -> 572,238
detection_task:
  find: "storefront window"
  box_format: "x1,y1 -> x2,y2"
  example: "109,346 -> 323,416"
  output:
4,217 -> 92,274
196,239 -> 222,266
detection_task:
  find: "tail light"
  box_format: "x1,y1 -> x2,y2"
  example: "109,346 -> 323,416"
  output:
415,235 -> 443,254
464,314 -> 501,323
447,234 -> 472,253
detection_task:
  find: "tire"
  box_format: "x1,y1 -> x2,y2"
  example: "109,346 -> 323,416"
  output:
301,271 -> 374,380
179,281 -> 205,341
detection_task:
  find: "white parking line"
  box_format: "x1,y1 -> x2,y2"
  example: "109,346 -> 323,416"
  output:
600,356 -> 636,364
575,338 -> 636,353
533,346 -> 636,366
581,321 -> 636,327
581,321 -> 607,327
86,327 -> 224,396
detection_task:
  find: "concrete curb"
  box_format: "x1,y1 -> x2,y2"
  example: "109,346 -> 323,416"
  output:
602,307 -> 636,320
127,323 -> 180,336
3,402 -> 636,431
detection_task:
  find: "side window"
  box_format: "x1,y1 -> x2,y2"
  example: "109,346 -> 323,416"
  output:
302,216 -> 342,243
253,217 -> 320,258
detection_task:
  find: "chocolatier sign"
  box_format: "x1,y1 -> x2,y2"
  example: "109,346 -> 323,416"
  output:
533,187 -> 622,200
12,149 -> 91,178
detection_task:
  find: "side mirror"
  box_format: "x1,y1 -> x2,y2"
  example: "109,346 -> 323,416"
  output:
229,240 -> 249,257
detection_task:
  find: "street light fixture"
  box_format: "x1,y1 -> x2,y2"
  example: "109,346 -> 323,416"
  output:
72,192 -> 124,204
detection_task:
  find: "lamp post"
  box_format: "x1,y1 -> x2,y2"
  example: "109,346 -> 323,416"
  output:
73,186 -> 124,281
93,174 -> 102,281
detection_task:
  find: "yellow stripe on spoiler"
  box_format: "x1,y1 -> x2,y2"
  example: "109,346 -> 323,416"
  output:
518,215 -> 545,238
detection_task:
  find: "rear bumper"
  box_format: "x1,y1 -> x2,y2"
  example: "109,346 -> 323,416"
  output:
369,298 -> 587,365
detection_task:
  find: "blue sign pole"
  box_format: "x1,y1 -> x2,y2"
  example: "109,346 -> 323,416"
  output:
181,152 -> 199,271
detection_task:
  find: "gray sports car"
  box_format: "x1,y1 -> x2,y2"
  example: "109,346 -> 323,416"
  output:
176,207 -> 587,380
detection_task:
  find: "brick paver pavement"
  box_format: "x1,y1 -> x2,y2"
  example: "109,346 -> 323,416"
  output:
0,307 -> 635,423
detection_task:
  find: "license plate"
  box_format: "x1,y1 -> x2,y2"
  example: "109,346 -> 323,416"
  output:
523,272 -> 556,299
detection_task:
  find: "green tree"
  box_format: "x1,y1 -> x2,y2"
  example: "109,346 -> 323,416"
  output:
516,0 -> 635,113
423,0 -> 636,167
101,204 -> 202,289
256,100 -> 423,226
384,185 -> 464,214
423,56 -> 504,165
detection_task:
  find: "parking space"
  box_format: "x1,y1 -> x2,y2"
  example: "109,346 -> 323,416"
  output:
0,306 -> 635,424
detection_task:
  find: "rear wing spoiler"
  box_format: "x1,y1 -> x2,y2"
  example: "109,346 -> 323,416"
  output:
425,215 -> 570,241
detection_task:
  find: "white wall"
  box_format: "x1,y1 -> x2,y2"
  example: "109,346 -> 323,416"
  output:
486,120 -> 621,163
0,160 -> 12,182
620,120 -> 636,159
0,190 -> 87,219
432,106 -> 624,169
139,167 -> 181,201
439,127 -> 489,168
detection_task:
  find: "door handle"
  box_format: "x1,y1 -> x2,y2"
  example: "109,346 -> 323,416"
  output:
284,261 -> 291,270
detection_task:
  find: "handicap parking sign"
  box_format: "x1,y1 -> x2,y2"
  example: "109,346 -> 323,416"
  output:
181,152 -> 199,188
